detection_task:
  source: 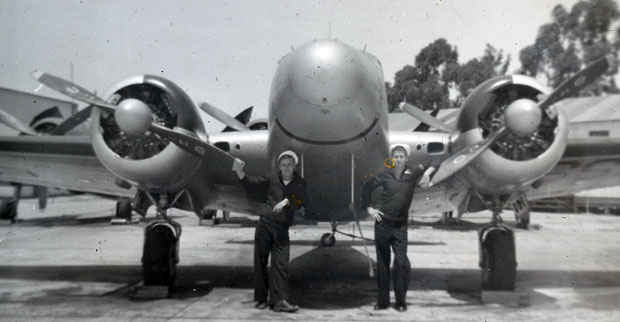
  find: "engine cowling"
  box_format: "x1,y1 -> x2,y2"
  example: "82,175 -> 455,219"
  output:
91,75 -> 206,192
455,75 -> 569,195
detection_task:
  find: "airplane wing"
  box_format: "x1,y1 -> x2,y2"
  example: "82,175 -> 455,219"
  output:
527,119 -> 620,200
0,135 -> 135,197
0,130 -> 272,217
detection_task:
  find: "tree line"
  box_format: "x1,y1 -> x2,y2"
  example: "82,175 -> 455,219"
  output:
385,0 -> 620,113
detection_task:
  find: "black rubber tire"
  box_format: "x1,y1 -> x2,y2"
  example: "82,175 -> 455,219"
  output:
0,198 -> 18,222
115,198 -> 132,220
221,210 -> 230,222
201,209 -> 217,220
142,225 -> 177,287
320,233 -> 336,247
480,228 -> 517,290
515,210 -> 530,230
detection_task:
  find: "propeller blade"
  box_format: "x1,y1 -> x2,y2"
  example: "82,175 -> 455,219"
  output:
539,54 -> 613,115
223,106 -> 254,132
199,102 -> 250,131
50,105 -> 93,135
429,127 -> 507,186
149,123 -> 230,159
32,71 -> 117,112
399,102 -> 453,132
0,109 -> 38,135
413,108 -> 441,132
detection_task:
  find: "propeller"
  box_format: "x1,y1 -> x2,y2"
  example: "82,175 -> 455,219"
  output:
0,109 -> 38,135
32,72 -> 231,160
223,106 -> 254,132
399,102 -> 453,132
538,54 -> 614,116
50,105 -> 93,135
425,54 -> 613,187
32,72 -> 117,112
199,101 -> 250,131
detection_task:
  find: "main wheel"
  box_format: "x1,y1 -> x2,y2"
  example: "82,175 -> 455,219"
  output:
142,222 -> 180,288
513,198 -> 530,230
515,208 -> 530,230
115,198 -> 132,220
320,233 -> 336,247
221,210 -> 230,223
0,198 -> 18,223
479,226 -> 517,290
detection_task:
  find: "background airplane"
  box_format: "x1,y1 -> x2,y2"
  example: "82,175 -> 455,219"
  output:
0,87 -> 81,220
0,39 -> 616,292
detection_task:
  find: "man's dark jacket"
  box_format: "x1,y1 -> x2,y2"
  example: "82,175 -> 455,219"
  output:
360,165 -> 424,223
241,172 -> 306,226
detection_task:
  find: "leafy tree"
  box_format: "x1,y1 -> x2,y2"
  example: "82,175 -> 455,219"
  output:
455,45 -> 511,105
519,0 -> 620,94
386,38 -> 458,112
386,40 -> 510,111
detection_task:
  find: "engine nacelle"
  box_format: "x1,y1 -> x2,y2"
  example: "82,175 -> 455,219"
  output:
91,75 -> 205,192
455,75 -> 569,195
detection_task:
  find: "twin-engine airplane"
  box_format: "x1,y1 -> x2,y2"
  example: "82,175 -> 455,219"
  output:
0,39 -> 616,291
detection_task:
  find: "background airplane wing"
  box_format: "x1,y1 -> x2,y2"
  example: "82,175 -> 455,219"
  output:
526,95 -> 620,200
0,135 -> 134,197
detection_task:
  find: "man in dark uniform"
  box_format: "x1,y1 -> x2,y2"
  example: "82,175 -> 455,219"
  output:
232,150 -> 306,313
361,144 -> 434,312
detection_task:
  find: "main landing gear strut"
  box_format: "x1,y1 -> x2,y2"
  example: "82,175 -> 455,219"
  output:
478,207 -> 517,290
141,192 -> 183,290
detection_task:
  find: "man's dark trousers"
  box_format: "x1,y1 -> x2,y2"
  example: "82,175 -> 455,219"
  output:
254,219 -> 290,305
375,220 -> 411,306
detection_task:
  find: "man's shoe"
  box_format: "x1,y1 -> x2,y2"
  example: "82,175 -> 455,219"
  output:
255,301 -> 268,310
395,303 -> 407,312
272,300 -> 299,313
374,303 -> 389,310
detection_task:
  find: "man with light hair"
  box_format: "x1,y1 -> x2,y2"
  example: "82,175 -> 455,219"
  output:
232,150 -> 306,313
361,143 -> 435,312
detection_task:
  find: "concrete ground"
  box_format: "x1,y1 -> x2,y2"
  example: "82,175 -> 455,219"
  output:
0,195 -> 619,321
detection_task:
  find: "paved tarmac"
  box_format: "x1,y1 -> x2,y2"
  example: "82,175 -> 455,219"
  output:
0,195 -> 619,321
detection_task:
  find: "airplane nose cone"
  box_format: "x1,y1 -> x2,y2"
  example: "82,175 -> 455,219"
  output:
115,98 -> 153,136
271,40 -> 382,143
289,40 -> 362,107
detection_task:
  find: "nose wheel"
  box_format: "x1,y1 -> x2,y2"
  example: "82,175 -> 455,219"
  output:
320,232 -> 336,247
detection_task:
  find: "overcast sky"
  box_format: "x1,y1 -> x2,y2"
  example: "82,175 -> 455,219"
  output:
0,0 -> 578,132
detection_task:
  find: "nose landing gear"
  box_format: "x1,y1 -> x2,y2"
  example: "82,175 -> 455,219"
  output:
320,232 -> 336,247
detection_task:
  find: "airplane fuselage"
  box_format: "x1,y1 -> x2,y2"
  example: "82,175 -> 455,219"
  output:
267,39 -> 389,220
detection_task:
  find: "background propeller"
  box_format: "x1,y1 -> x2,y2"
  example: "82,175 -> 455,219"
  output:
0,109 -> 38,135
199,102 -> 250,131
399,102 -> 453,132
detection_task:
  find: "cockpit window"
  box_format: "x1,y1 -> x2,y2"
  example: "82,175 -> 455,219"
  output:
427,142 -> 445,154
